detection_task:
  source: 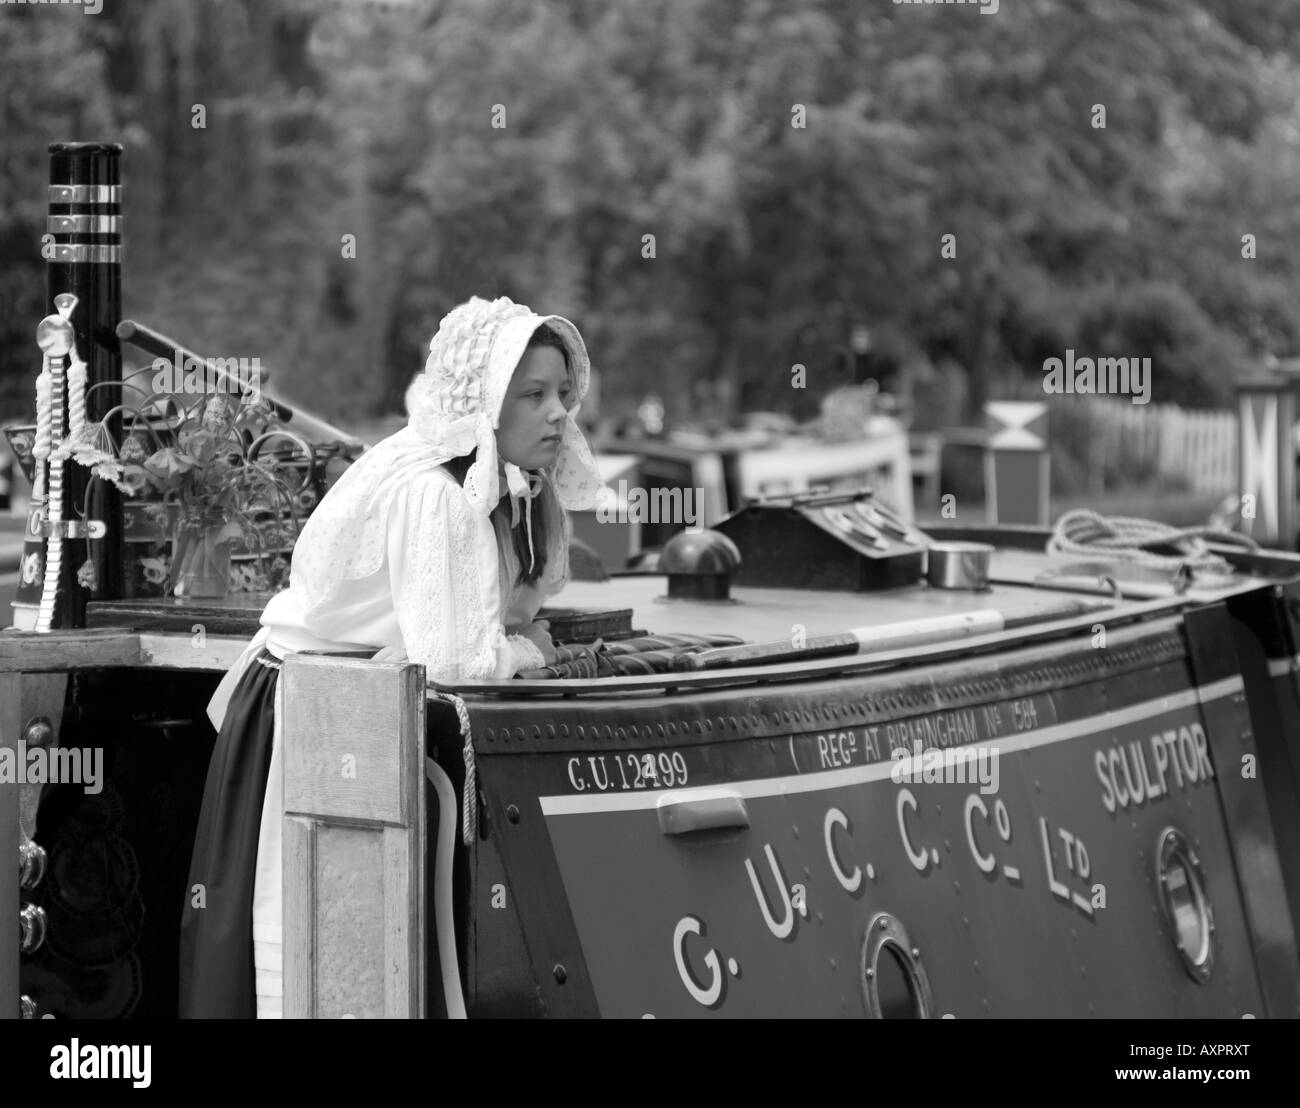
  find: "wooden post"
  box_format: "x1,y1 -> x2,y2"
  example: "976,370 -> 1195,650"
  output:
280,654 -> 427,1018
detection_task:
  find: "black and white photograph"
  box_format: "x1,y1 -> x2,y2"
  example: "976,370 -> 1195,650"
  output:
1,0 -> 1298,1067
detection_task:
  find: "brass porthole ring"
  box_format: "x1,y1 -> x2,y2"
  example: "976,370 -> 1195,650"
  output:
1156,826 -> 1215,984
860,912 -> 934,1018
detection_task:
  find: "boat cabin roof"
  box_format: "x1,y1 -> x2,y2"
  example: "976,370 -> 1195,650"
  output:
66,527 -> 1298,695
445,535 -> 1292,696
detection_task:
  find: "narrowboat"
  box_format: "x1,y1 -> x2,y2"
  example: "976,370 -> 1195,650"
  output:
4,144 -> 1300,1020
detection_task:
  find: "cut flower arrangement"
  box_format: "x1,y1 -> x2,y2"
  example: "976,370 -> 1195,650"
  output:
53,386 -> 310,599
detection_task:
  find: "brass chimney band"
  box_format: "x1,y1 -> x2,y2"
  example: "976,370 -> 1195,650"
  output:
46,244 -> 122,264
47,214 -> 121,235
48,184 -> 122,204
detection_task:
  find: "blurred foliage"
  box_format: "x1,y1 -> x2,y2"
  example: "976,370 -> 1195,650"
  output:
4,0 -> 1300,431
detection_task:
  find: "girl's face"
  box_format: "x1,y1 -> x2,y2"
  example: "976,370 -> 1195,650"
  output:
496,345 -> 572,471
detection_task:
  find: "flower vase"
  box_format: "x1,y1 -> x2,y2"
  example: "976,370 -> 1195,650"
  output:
172,518 -> 232,600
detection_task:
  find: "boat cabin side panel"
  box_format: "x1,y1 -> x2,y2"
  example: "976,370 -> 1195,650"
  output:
462,617 -> 1295,1017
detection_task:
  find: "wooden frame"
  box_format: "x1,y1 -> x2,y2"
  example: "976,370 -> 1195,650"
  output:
280,654 -> 427,1019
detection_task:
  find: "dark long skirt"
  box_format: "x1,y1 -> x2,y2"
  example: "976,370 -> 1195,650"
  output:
178,648 -> 281,1018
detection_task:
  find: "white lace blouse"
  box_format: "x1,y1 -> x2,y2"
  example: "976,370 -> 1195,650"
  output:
206,463 -> 566,732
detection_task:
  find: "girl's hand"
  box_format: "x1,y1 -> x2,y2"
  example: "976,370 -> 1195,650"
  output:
517,619 -> 557,666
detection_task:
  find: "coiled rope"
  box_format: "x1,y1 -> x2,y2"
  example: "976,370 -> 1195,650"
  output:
1046,509 -> 1258,577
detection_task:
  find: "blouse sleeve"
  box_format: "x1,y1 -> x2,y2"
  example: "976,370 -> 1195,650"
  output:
386,470 -> 545,681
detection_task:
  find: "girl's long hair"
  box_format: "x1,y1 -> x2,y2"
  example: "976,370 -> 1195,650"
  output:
440,326 -> 570,588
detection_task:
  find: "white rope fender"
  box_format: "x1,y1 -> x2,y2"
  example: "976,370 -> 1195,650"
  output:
1046,509 -> 1258,577
66,356 -> 88,437
428,689 -> 477,846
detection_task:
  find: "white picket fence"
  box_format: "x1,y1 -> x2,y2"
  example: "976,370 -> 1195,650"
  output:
1070,398 -> 1236,495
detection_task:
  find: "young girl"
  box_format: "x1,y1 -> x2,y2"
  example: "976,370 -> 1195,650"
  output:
179,295 -> 604,1018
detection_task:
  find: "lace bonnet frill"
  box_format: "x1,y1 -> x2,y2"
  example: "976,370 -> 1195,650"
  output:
288,296 -> 606,617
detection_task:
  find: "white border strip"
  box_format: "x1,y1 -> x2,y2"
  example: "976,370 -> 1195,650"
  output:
538,676 -> 1244,816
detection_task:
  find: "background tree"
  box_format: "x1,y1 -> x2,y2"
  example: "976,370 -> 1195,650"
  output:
3,0 -> 1300,433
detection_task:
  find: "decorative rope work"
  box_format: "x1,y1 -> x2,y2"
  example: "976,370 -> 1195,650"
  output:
429,689 -> 477,846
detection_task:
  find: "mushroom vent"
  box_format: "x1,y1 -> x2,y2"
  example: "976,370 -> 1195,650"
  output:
660,529 -> 742,601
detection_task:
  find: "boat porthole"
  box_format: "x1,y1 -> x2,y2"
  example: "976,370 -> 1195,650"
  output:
860,913 -> 933,1018
1156,827 -> 1214,984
